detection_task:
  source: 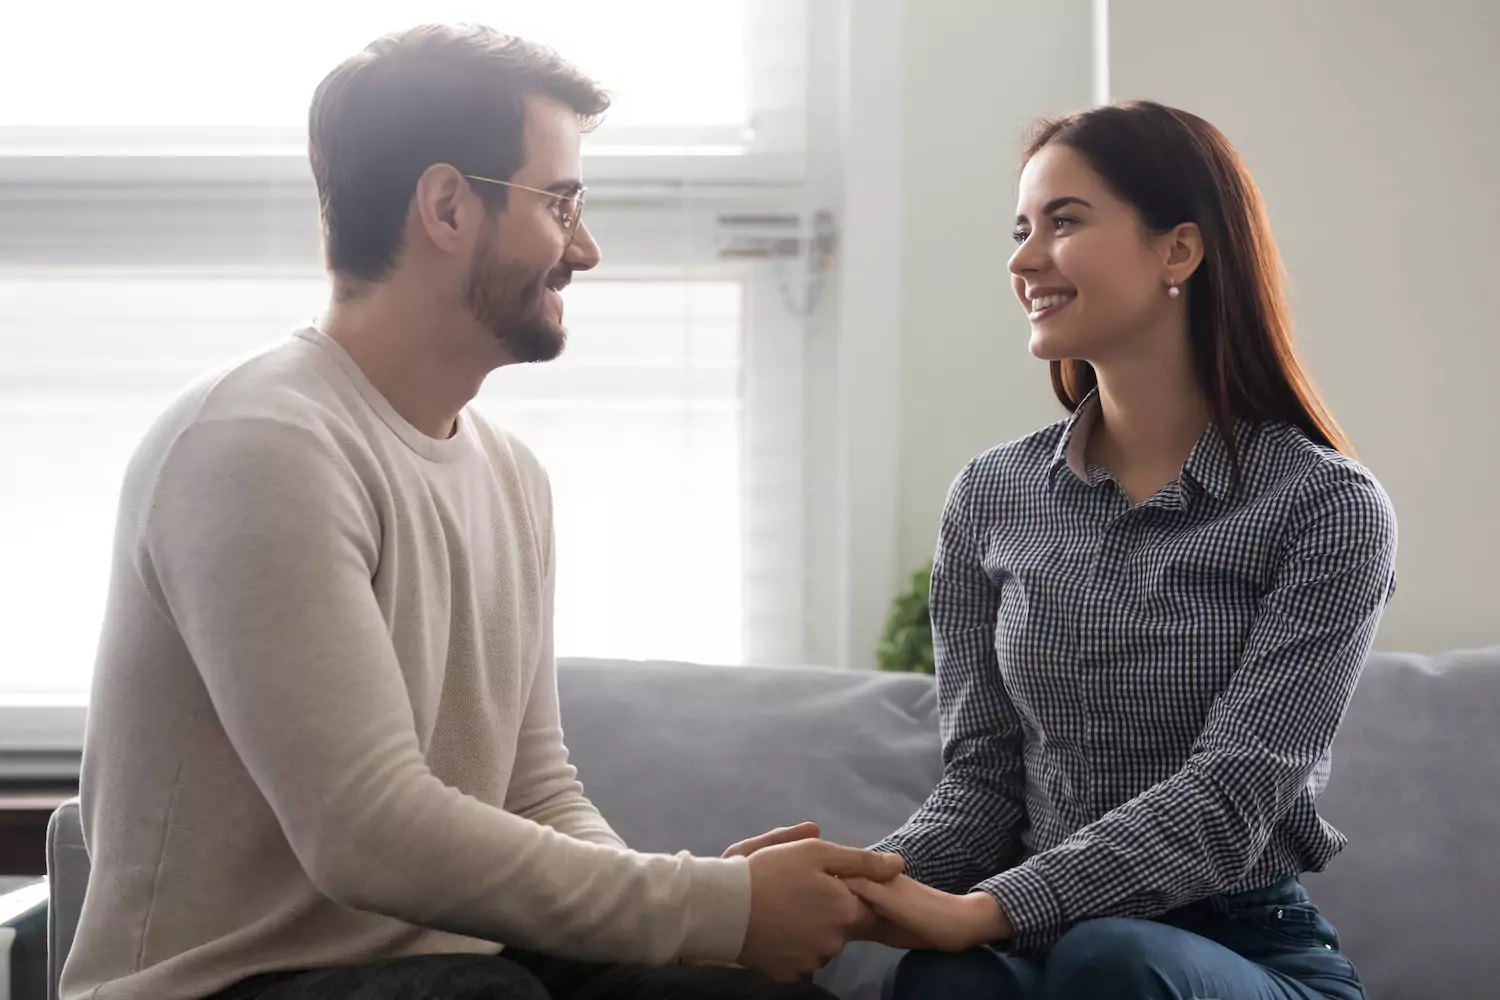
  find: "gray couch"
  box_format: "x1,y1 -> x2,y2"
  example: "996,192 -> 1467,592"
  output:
47,648 -> 1500,1000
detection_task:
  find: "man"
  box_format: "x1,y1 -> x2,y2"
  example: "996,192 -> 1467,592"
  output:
61,24 -> 902,1000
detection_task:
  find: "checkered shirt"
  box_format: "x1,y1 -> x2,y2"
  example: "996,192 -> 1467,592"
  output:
872,390 -> 1399,953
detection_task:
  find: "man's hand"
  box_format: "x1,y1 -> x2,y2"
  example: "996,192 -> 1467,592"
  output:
683,823 -> 822,971
844,875 -> 1012,953
736,840 -> 905,982
722,821 -> 823,859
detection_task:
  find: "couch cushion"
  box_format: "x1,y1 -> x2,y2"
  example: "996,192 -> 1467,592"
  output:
1303,647 -> 1500,999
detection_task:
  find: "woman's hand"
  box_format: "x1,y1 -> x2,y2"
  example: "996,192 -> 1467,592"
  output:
844,875 -> 1013,953
849,909 -> 940,950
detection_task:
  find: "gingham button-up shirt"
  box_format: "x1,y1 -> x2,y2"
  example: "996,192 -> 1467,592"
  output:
873,391 -> 1398,953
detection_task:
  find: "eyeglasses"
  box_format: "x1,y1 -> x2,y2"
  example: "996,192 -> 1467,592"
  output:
462,174 -> 586,247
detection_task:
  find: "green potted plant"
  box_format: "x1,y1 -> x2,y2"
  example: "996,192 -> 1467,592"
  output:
876,562 -> 934,674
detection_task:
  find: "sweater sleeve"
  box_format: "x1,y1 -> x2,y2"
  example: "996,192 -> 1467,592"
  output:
142,416 -> 749,965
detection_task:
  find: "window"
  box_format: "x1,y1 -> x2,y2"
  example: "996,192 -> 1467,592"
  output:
0,1 -> 820,736
1,2 -> 745,129
0,0 -> 802,176
481,281 -> 747,665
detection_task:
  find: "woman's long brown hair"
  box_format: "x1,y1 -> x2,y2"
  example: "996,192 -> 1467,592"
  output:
1025,101 -> 1353,463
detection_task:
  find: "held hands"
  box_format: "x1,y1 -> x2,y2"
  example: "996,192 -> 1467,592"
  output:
709,822 -> 1013,982
680,824 -> 829,971
727,825 -> 1015,952
716,822 -> 905,982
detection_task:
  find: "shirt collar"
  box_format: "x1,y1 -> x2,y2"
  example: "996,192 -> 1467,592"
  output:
1180,417 -> 1239,501
1047,388 -> 1103,490
1047,388 -> 1241,501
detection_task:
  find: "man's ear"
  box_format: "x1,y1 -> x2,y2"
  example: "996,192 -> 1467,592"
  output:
411,163 -> 481,255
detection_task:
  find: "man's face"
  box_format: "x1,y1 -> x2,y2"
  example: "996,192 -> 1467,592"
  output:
463,94 -> 601,363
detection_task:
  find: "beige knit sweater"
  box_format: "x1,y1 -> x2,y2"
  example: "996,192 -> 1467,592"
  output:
61,329 -> 751,1000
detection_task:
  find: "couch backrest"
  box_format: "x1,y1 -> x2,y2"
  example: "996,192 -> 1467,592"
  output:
555,659 -> 940,856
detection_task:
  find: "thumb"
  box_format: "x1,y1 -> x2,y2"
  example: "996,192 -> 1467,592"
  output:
817,845 -> 906,880
723,821 -> 822,858
843,876 -> 898,916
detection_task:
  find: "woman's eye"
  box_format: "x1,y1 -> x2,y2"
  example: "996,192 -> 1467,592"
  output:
1053,216 -> 1077,232
1011,229 -> 1030,245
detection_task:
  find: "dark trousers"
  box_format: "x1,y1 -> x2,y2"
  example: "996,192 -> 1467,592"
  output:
209,949 -> 834,1000
886,878 -> 1366,1000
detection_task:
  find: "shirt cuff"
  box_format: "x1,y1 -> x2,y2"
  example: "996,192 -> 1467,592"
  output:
679,854 -> 753,963
867,839 -> 924,884
976,863 -> 1065,952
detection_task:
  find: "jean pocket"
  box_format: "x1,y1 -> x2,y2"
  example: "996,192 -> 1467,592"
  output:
1237,902 -> 1335,948
1242,905 -> 1350,953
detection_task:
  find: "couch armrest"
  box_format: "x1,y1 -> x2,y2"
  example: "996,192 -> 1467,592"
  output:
46,800 -> 86,1000
2,879 -> 49,1000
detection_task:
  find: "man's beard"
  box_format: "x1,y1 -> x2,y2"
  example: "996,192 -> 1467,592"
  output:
462,231 -> 569,363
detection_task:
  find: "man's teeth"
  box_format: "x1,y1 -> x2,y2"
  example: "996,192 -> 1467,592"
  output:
1030,293 -> 1075,311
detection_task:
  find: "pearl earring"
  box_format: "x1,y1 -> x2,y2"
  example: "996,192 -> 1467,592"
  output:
1167,282 -> 1181,299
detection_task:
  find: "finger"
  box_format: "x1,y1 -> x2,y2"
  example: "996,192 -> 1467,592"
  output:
842,876 -> 886,903
723,821 -> 820,858
722,821 -> 821,858
837,888 -> 869,927
848,897 -> 880,934
816,844 -> 906,880
846,879 -> 903,922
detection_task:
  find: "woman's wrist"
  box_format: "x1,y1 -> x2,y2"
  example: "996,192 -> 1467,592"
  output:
962,890 -> 1013,945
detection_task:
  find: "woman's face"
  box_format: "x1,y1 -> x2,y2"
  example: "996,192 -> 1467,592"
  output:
1008,143 -> 1182,364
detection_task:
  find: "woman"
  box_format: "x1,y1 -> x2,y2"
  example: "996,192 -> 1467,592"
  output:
847,102 -> 1396,1000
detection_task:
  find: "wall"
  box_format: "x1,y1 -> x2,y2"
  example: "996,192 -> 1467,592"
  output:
888,0 -> 1499,654
807,0 -> 909,669
894,0 -> 1095,578
1106,0 -> 1500,652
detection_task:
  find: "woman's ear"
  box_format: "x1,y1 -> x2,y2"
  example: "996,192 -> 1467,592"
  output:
1161,221 -> 1204,286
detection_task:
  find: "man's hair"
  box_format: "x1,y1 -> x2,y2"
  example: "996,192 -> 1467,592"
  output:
309,24 -> 609,282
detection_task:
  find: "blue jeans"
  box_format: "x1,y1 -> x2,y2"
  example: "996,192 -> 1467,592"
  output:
885,878 -> 1365,1000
